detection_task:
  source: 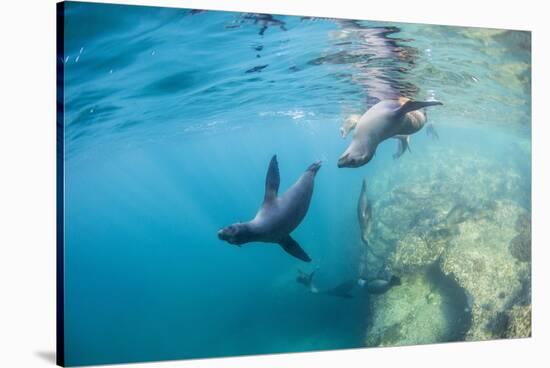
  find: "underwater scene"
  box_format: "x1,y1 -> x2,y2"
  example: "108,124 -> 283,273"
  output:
59,2 -> 531,366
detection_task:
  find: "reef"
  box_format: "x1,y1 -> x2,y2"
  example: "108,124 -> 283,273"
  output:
361,144 -> 531,346
366,266 -> 470,347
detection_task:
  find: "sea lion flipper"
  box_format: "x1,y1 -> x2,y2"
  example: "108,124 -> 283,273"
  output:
264,155 -> 280,203
279,235 -> 311,262
396,99 -> 442,116
392,135 -> 411,159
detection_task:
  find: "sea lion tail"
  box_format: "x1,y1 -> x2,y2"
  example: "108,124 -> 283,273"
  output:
397,99 -> 442,116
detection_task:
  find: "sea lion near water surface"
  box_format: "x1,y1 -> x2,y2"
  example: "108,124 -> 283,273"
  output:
218,155 -> 321,262
337,98 -> 443,168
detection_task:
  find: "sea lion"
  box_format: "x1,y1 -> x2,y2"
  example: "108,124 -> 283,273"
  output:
426,122 -> 439,139
218,155 -> 321,262
356,179 -> 385,260
358,275 -> 401,295
337,98 -> 442,168
392,135 -> 411,159
296,269 -> 319,293
322,280 -> 357,299
357,178 -> 372,245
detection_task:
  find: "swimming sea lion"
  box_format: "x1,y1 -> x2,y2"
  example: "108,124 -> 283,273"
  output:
218,155 -> 321,262
357,178 -> 372,245
322,279 -> 357,298
356,179 -> 385,260
358,275 -> 401,295
392,135 -> 411,159
426,122 -> 439,139
296,269 -> 319,293
337,98 -> 442,168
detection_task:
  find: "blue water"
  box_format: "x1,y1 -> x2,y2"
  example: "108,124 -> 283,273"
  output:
61,2 -> 531,366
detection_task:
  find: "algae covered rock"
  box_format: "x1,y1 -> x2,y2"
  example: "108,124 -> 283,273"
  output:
509,212 -> 531,262
366,267 -> 469,347
439,200 -> 531,341
360,143 -> 531,346
506,305 -> 532,338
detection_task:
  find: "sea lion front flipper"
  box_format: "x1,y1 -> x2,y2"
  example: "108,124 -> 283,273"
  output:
264,155 -> 280,204
279,235 -> 311,262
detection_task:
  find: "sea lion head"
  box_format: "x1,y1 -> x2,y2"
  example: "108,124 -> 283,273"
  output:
217,223 -> 253,245
337,142 -> 375,168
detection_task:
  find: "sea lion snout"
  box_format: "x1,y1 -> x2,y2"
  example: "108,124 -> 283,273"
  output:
307,160 -> 322,174
218,223 -> 251,245
217,225 -> 240,244
337,153 -> 351,168
337,152 -> 371,168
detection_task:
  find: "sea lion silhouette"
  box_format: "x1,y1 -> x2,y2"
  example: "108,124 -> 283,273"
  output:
296,269 -> 319,293
337,98 -> 442,168
358,275 -> 402,294
218,155 -> 321,262
323,280 -> 357,298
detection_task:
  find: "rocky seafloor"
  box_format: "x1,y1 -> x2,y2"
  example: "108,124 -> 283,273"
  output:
359,138 -> 531,347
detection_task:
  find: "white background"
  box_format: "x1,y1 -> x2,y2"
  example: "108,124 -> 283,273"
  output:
0,0 -> 548,367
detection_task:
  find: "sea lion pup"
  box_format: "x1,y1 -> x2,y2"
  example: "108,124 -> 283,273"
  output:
358,275 -> 401,295
337,97 -> 442,168
218,155 -> 321,262
296,269 -> 319,293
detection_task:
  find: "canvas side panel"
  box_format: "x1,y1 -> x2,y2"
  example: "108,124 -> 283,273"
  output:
56,2 -> 65,367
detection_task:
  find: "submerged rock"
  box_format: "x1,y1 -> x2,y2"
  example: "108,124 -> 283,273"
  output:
361,144 -> 531,346
509,213 -> 531,262
439,200 -> 530,341
506,305 -> 532,338
366,266 -> 469,347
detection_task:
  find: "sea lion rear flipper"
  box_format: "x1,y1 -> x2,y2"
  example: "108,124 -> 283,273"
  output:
264,155 -> 280,203
396,99 -> 442,116
392,135 -> 411,159
279,235 -> 311,262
